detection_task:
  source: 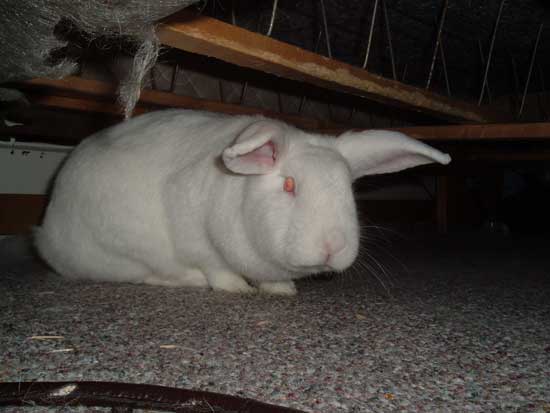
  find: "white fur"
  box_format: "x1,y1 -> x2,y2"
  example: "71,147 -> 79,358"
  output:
35,109 -> 450,295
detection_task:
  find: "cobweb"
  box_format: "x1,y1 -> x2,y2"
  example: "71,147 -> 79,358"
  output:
0,0 -> 199,117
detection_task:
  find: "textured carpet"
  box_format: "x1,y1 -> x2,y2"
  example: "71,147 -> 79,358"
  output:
1,233 -> 549,412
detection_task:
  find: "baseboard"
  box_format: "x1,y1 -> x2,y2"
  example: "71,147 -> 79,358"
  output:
0,194 -> 48,235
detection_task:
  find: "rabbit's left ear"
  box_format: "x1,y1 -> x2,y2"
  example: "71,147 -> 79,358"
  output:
223,121 -> 286,175
334,130 -> 451,180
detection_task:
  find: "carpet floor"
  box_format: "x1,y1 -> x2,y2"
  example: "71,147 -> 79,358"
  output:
1,233 -> 549,412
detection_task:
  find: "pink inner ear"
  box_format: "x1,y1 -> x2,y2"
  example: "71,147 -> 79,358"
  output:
241,141 -> 276,167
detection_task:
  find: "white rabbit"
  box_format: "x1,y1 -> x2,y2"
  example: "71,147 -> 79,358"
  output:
35,109 -> 450,295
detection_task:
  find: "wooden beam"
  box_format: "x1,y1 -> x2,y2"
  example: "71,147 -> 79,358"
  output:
19,77 -> 339,131
19,79 -> 550,143
157,12 -> 501,123
394,123 -> 550,141
318,122 -> 550,141
30,94 -> 145,116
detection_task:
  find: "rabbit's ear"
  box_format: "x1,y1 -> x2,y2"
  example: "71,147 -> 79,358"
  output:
334,130 -> 451,180
223,121 -> 286,175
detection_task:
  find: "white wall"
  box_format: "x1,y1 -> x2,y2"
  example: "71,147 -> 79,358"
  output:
0,139 -> 73,195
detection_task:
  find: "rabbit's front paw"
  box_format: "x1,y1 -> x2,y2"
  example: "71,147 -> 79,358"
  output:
182,268 -> 209,287
144,269 -> 208,288
207,270 -> 257,294
258,281 -> 297,296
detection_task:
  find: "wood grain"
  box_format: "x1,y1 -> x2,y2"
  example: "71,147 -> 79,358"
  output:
157,12 -> 501,123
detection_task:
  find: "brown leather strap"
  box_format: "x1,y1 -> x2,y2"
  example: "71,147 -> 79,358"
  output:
0,381 -> 307,412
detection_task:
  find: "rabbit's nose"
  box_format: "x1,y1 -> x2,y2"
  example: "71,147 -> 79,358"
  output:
323,229 -> 346,265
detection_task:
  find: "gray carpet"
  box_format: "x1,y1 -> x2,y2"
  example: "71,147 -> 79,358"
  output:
1,233 -> 549,412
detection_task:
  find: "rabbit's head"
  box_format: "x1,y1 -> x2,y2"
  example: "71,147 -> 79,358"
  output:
222,120 -> 450,277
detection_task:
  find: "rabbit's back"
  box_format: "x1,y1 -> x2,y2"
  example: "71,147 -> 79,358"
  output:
35,110 -> 248,282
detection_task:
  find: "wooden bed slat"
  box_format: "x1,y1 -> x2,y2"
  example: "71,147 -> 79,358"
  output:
395,123 -> 550,141
19,77 -> 550,142
20,77 -> 337,131
157,12 -> 501,123
320,122 -> 550,141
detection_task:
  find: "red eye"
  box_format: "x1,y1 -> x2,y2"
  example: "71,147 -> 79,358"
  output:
283,176 -> 295,195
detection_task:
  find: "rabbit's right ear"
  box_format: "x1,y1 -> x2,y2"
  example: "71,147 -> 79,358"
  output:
223,121 -> 286,175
